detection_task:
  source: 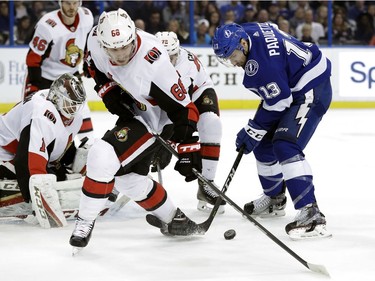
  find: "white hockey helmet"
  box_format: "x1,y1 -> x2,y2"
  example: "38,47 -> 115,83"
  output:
155,31 -> 180,56
97,8 -> 136,49
48,73 -> 86,120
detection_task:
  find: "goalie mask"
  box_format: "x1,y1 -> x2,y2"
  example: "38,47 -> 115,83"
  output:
155,31 -> 180,66
97,8 -> 137,65
212,23 -> 249,67
48,73 -> 86,120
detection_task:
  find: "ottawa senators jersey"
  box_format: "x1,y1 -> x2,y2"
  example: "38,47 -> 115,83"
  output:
175,48 -> 215,102
26,7 -> 93,81
0,91 -> 83,176
86,28 -> 199,134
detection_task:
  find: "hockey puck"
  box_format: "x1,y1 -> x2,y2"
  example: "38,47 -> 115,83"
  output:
224,229 -> 236,240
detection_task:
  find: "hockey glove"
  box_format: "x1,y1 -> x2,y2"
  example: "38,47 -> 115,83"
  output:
236,119 -> 267,154
174,139 -> 202,182
102,91 -> 134,121
151,142 -> 175,172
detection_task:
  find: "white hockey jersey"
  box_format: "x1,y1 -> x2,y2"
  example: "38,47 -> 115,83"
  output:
0,91 -> 83,174
175,48 -> 215,102
86,28 -> 199,134
26,7 -> 93,80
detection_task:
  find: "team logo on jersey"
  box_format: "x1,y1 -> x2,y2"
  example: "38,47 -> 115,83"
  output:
115,127 -> 130,142
144,47 -> 161,64
60,38 -> 83,67
245,60 -> 259,76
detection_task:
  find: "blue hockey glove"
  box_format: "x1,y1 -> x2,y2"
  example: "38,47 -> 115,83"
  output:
236,119 -> 267,154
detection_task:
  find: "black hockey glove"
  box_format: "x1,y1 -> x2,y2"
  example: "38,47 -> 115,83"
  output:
174,138 -> 202,182
47,163 -> 68,181
151,143 -> 174,172
102,91 -> 134,121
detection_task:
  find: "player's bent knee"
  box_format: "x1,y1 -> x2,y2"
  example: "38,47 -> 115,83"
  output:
273,140 -> 303,163
115,173 -> 153,201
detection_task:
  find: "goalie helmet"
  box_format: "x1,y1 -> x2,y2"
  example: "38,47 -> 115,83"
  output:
97,8 -> 136,49
212,23 -> 249,66
48,73 -> 86,120
155,31 -> 180,56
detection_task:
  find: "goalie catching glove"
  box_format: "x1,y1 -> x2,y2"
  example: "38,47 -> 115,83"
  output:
174,138 -> 202,182
236,119 -> 267,154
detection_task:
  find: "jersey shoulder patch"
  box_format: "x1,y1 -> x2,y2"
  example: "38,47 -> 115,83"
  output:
144,47 -> 162,64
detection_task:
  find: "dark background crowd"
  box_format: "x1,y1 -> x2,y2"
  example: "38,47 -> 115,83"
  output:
1,0 -> 375,47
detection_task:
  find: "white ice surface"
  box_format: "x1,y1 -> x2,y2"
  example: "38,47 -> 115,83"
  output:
1,109 -> 374,281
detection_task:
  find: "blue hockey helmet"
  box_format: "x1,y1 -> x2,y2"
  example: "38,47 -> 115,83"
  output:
212,23 -> 248,62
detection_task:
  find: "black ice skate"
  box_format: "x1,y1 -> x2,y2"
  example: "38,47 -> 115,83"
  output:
244,193 -> 287,218
146,208 -> 204,236
285,203 -> 332,240
69,216 -> 95,255
197,179 -> 226,214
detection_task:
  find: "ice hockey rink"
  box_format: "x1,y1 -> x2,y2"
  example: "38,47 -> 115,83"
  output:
1,109 -> 374,281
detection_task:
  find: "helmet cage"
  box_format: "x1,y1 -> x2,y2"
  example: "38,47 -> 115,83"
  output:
48,73 -> 86,120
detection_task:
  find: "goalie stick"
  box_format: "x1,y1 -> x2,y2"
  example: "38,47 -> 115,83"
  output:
192,168 -> 330,277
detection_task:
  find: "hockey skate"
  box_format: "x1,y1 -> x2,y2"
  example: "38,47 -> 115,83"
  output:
285,203 -> 332,240
197,180 -> 226,214
69,216 -> 96,255
146,208 -> 204,236
244,193 -> 287,218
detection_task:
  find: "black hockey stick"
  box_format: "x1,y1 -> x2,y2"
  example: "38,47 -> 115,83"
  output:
192,168 -> 330,277
197,146 -> 244,232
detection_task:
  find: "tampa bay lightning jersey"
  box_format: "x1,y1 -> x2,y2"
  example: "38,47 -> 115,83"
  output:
240,22 -> 331,129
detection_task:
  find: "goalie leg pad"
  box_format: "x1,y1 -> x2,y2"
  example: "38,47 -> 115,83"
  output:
29,174 -> 67,228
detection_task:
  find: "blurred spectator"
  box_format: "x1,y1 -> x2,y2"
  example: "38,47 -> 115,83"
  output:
135,0 -> 159,25
28,1 -> 46,25
14,15 -> 33,45
268,2 -> 280,23
316,5 -> 329,37
278,18 -> 292,35
257,9 -> 270,23
300,23 -> 316,44
14,1 -> 28,22
289,7 -> 305,33
207,10 -> 220,38
347,0 -> 367,22
278,0 -> 291,20
354,12 -> 374,44
240,4 -> 256,23
332,12 -> 353,44
162,1 -> 187,29
0,1 -> 9,44
134,18 -> 145,31
219,1 -> 245,24
295,9 -> 325,43
223,9 -> 236,24
192,18 -> 211,46
146,9 -> 165,35
167,18 -> 190,44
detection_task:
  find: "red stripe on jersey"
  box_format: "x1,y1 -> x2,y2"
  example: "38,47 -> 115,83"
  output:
186,102 -> 199,123
79,118 -> 94,133
83,176 -> 114,196
26,50 -> 42,67
201,144 -> 220,160
28,152 -> 48,175
136,181 -> 167,211
2,139 -> 19,154
118,132 -> 153,163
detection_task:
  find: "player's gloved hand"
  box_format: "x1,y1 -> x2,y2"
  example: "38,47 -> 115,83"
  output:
174,138 -> 202,182
47,163 -> 68,181
24,83 -> 39,97
236,119 -> 267,154
102,91 -> 134,121
151,142 -> 174,172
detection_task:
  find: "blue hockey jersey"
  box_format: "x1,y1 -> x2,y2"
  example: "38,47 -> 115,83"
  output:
240,22 -> 331,130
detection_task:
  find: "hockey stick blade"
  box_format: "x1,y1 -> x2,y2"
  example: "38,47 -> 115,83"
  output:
197,147 -> 244,232
107,195 -> 131,215
192,168 -> 330,277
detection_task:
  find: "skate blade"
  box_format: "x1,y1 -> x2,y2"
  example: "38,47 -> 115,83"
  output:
72,246 -> 83,256
287,224 -> 333,240
197,201 -> 225,214
243,209 -> 286,219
